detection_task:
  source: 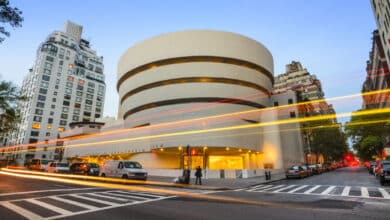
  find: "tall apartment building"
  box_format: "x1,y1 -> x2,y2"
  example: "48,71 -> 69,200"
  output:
362,30 -> 390,108
273,61 -> 335,115
371,0 -> 390,65
8,21 -> 105,165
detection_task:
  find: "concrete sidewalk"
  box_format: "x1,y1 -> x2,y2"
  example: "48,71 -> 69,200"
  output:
148,173 -> 285,190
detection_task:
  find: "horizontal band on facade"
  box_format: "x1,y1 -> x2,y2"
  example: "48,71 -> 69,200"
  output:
119,77 -> 271,105
117,56 -> 274,91
123,97 -> 266,120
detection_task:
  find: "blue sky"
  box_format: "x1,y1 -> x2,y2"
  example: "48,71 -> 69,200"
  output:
0,0 -> 376,120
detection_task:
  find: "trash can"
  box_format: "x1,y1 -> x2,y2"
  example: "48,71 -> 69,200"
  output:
183,169 -> 191,184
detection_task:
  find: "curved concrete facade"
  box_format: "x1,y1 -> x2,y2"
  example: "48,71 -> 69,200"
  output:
117,30 -> 274,124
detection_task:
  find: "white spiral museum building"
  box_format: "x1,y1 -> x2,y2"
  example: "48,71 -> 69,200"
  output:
63,30 -> 304,178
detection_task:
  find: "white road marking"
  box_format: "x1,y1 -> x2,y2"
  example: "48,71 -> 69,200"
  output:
100,191 -> 146,200
247,185 -> 274,192
25,198 -> 73,215
378,188 -> 390,199
68,194 -> 119,206
273,185 -> 296,192
303,185 -> 321,194
0,188 -> 96,197
341,186 -> 351,196
0,201 -> 43,220
257,185 -> 285,192
123,192 -> 164,198
361,187 -> 369,198
85,193 -> 129,202
287,185 -> 308,193
321,186 -> 336,195
49,196 -> 99,210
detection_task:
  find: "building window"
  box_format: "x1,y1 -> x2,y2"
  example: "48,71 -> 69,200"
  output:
38,95 -> 46,101
96,102 -> 102,107
64,94 -> 71,100
41,82 -> 49,88
60,120 -> 67,125
61,114 -> 68,119
53,91 -> 58,96
30,131 -> 39,136
76,91 -> 83,96
74,103 -> 81,108
51,104 -> 55,109
78,79 -> 85,85
58,127 -> 65,132
46,56 -> 54,62
97,91 -> 104,96
42,75 -> 50,81
95,114 -> 101,118
67,76 -> 74,82
73,115 -> 79,121
43,69 -> 51,75
47,124 -> 52,129
95,108 -> 101,113
39,88 -> 47,94
85,99 -> 93,105
46,132 -> 51,137
288,99 -> 293,104
36,102 -> 45,108
74,109 -> 80,114
62,107 -> 69,113
55,85 -> 59,89
35,109 -> 43,115
87,88 -> 94,93
63,100 -> 70,106
85,105 -> 92,111
66,82 -> 73,88
48,118 -> 53,124
273,102 -> 279,106
86,94 -> 93,99
88,82 -> 95,88
290,111 -> 296,118
65,88 -> 72,94
29,138 -> 38,143
32,123 -> 41,129
76,97 -> 82,102
33,116 -> 42,122
52,98 -> 56,102
50,111 -> 54,116
84,111 -> 91,117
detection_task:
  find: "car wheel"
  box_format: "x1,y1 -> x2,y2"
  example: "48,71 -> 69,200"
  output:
380,177 -> 385,186
101,173 -> 106,177
122,174 -> 128,179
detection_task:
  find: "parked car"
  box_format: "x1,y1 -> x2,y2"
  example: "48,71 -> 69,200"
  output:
377,160 -> 390,186
28,159 -> 54,171
301,165 -> 313,176
308,164 -> 323,174
45,162 -> 70,173
285,165 -> 309,179
99,160 -> 147,180
369,161 -> 376,175
69,162 -> 100,176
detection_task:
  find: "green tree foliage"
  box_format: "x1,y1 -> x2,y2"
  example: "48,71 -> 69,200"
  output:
298,97 -> 348,162
0,80 -> 23,143
353,135 -> 382,161
345,109 -> 390,160
0,0 -> 23,43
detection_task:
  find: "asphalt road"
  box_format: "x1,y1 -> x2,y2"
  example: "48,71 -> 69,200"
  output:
0,167 -> 389,220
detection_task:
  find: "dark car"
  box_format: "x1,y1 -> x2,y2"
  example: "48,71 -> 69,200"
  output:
286,165 -> 309,179
309,164 -> 323,174
69,162 -> 100,176
378,161 -> 390,185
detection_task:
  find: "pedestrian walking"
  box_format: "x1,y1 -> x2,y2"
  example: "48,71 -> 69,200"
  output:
195,166 -> 202,185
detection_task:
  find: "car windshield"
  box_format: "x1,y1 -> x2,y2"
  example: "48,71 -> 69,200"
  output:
42,160 -> 53,165
57,163 -> 68,167
124,162 -> 142,169
383,164 -> 390,169
89,163 -> 99,168
290,166 -> 299,170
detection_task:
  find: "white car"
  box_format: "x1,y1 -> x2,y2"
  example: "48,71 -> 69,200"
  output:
99,160 -> 147,180
45,162 -> 70,173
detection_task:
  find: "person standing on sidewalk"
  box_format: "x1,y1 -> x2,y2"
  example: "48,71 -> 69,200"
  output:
195,166 -> 202,185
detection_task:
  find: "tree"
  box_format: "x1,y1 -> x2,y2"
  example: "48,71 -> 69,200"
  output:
345,109 -> 390,160
0,0 -> 23,43
0,80 -> 23,144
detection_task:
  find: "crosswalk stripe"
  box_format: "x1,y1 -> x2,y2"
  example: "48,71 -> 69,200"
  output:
273,185 -> 296,192
0,201 -> 43,220
68,194 -> 118,206
25,198 -> 73,215
378,188 -> 390,199
110,191 -> 163,199
85,193 -> 129,202
341,186 -> 351,196
49,196 -> 98,210
304,185 -> 321,194
247,185 -> 274,192
287,185 -> 308,193
321,186 -> 336,195
361,187 -> 369,198
258,185 -> 286,192
105,191 -> 150,200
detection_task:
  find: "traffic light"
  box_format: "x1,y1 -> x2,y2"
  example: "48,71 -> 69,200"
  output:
191,149 -> 197,156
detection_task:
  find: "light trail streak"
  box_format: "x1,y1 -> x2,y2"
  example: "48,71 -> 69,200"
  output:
1,89 -> 390,153
0,169 -> 364,214
2,108 -> 390,154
